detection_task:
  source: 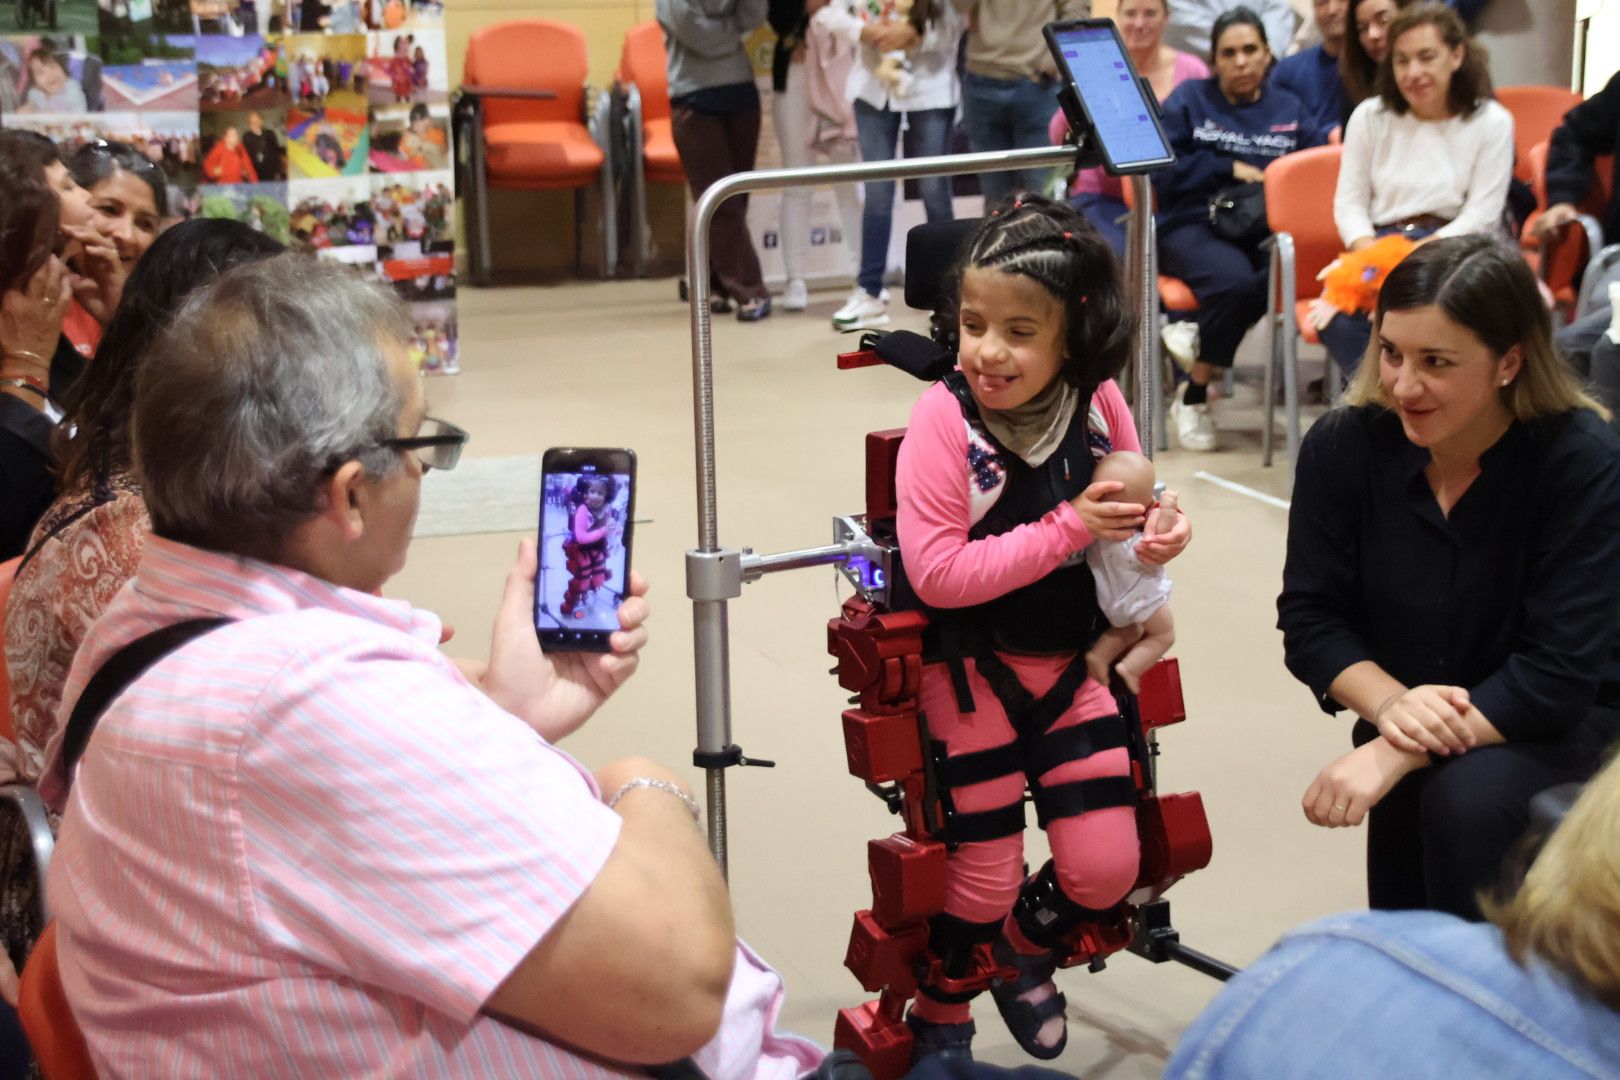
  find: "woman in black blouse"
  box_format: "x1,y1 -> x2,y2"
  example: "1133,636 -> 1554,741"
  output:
1278,235 -> 1620,920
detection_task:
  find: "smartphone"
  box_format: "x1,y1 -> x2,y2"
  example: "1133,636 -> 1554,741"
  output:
1043,18 -> 1176,177
535,447 -> 636,652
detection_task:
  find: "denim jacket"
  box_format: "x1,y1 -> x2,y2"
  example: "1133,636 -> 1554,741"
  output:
1168,911 -> 1620,1079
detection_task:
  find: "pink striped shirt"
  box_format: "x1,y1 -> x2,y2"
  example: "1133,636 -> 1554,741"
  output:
44,537 -> 823,1080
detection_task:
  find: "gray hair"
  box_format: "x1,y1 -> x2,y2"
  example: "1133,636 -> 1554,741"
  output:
132,252 -> 413,561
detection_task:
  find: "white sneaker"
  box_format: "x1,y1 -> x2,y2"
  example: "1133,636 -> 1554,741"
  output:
1170,384 -> 1217,452
782,278 -> 809,311
1161,320 -> 1200,373
832,288 -> 890,331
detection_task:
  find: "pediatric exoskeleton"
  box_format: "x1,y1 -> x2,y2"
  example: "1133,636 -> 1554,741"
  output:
824,304 -> 1216,1078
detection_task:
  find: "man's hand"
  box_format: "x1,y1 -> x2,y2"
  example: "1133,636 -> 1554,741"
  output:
1302,738 -> 1425,827
479,538 -> 650,742
1532,202 -> 1579,242
1232,161 -> 1265,184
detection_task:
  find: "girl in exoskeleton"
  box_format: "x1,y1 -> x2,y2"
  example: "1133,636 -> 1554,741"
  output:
893,194 -> 1192,1062
561,475 -> 620,618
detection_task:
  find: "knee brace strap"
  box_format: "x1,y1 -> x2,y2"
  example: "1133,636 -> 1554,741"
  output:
1031,774 -> 1138,830
1011,861 -> 1117,950
926,912 -> 1003,981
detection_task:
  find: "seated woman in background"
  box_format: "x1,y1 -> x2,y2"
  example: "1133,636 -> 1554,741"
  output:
0,218 -> 285,1013
5,218 -> 286,790
1317,2 -> 1512,376
1165,749 -> 1620,1077
1048,0 -> 1207,259
1337,0 -> 1413,124
1278,236 -> 1620,922
1155,6 -> 1318,452
68,140 -> 170,277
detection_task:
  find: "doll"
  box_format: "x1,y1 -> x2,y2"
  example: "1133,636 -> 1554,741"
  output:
1082,450 -> 1178,694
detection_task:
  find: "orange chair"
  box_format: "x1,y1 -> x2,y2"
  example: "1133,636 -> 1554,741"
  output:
18,923 -> 97,1080
1525,140 -> 1615,318
454,20 -> 616,284
1262,144 -> 1344,468
1496,85 -> 1582,184
616,21 -> 685,277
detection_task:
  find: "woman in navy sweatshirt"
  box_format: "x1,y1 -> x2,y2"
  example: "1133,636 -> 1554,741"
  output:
1157,6 -> 1319,451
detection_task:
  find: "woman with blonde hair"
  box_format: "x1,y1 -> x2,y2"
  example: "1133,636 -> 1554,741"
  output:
1278,234 -> 1620,922
1165,753 -> 1620,1075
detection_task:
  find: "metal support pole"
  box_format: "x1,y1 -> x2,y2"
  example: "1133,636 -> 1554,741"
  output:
1128,175 -> 1158,459
685,144 -> 1163,872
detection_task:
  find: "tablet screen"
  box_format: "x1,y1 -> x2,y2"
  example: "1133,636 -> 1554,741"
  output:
1048,21 -> 1175,175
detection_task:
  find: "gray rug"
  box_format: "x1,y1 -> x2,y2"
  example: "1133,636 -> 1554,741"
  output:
414,455 -> 542,538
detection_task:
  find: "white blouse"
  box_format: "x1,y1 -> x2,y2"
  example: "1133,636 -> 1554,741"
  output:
1333,96 -> 1516,248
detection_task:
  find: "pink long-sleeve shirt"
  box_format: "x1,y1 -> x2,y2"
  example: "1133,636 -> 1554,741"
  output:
573,503 -> 612,544
895,378 -> 1138,610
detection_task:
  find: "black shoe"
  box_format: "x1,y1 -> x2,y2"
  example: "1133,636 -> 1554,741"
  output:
678,277 -> 732,314
905,1012 -> 975,1066
736,296 -> 771,322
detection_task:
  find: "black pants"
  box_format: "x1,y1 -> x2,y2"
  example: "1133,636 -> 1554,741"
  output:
1157,219 -> 1269,369
1356,719 -> 1607,920
670,102 -> 768,304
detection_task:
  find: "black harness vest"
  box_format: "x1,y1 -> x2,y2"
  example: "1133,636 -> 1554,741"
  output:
922,370 -> 1109,662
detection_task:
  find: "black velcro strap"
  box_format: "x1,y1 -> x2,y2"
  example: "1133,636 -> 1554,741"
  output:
1023,715 -> 1130,778
914,982 -> 982,1006
973,650 -> 1095,739
932,741 -> 1023,790
946,657 -> 976,713
942,802 -> 1027,845
1031,775 -> 1138,829
62,617 -> 234,772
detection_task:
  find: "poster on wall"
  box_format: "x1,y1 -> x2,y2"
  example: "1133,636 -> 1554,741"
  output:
0,0 -> 458,375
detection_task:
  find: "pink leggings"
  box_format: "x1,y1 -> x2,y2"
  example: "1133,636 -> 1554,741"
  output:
917,655 -> 1140,923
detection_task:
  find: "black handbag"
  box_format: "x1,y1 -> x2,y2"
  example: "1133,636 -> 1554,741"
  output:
1208,181 -> 1269,246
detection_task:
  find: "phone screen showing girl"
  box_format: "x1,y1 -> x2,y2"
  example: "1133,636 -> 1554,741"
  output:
535,454 -> 635,651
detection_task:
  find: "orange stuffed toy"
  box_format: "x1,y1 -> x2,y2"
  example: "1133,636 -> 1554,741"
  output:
1318,234 -> 1418,316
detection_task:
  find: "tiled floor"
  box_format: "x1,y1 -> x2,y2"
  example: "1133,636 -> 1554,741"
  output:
391,278 -> 1368,1076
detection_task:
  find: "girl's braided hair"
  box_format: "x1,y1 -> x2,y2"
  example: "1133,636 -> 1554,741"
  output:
943,192 -> 1135,390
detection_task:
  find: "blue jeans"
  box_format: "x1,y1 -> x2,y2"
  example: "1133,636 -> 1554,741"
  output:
960,71 -> 1059,207
1322,223 -> 1442,375
854,100 -> 956,298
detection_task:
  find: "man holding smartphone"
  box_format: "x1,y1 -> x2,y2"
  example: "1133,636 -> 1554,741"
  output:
38,255 -> 822,1079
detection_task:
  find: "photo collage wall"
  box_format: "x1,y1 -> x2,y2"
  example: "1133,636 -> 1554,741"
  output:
0,0 -> 459,374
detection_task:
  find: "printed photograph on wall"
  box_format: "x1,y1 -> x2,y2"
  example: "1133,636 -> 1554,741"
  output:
367,99 -> 443,171
369,167 -> 449,260
362,27 -> 441,106
0,35 -> 100,113
198,179 -> 290,241
197,32 -> 284,110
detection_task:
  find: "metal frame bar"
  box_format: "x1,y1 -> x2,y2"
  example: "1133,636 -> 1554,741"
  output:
1261,234 -> 1302,469
684,144 -> 1163,874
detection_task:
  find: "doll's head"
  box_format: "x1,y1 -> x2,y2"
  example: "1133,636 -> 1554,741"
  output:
945,194 -> 1133,411
1092,450 -> 1157,510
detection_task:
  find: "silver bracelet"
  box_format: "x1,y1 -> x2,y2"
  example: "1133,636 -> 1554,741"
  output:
606,777 -> 702,822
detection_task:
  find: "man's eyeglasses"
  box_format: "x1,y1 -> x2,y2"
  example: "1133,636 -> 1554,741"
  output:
381,416 -> 468,472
